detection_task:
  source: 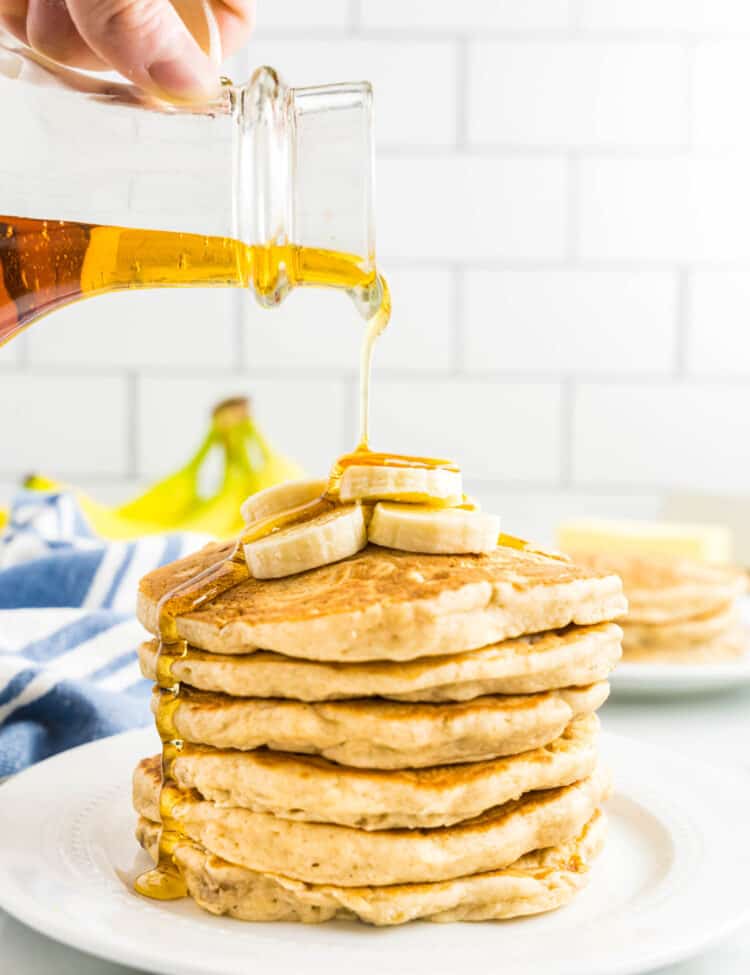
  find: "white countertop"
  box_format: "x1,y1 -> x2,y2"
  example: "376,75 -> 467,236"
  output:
2,686 -> 749,974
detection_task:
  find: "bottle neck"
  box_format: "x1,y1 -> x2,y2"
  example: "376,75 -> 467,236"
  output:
232,67 -> 377,306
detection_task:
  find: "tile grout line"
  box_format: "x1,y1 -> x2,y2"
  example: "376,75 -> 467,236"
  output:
6,363 -> 750,384
684,39 -> 697,151
452,267 -> 465,374
454,37 -> 470,150
126,371 -> 139,480
567,0 -> 583,31
250,27 -> 750,43
565,153 -> 580,263
377,145 -> 704,159
347,0 -> 362,33
674,268 -> 690,378
559,379 -> 575,488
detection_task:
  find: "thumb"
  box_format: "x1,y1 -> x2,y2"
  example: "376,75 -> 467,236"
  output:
65,0 -> 220,101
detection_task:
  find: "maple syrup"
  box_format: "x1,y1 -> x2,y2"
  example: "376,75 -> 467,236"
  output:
133,265 -> 463,897
0,216 -> 381,346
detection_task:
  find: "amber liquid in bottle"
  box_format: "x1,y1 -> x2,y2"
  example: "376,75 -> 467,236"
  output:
0,216 -> 381,346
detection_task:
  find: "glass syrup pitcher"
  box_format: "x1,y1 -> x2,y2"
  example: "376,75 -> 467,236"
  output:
0,28 -> 382,347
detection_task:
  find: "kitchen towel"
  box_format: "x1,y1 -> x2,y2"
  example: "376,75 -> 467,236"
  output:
0,489 -> 206,777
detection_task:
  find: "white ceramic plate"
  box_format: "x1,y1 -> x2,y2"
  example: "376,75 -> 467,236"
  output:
611,653 -> 750,696
0,728 -> 749,975
611,597 -> 750,696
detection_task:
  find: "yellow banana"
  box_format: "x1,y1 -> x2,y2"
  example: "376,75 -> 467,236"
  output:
24,474 -> 60,491
179,405 -> 304,536
114,427 -> 217,525
23,397 -> 304,540
249,425 -> 305,492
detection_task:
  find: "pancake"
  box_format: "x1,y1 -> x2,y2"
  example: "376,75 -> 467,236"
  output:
622,602 -> 739,651
136,809 -> 607,924
145,713 -> 599,830
622,628 -> 748,664
138,622 -> 622,702
150,682 -> 609,769
137,541 -> 626,662
570,552 -> 746,625
133,761 -> 609,886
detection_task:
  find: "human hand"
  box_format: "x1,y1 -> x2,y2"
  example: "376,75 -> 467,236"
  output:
0,0 -> 255,100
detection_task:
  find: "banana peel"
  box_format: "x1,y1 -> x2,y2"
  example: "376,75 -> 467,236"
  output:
23,397 -> 304,540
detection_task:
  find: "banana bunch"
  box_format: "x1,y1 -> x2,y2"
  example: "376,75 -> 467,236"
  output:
24,397 -> 304,540
242,464 -> 501,580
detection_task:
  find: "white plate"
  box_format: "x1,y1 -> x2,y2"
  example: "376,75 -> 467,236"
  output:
611,652 -> 750,696
611,597 -> 750,696
0,728 -> 749,975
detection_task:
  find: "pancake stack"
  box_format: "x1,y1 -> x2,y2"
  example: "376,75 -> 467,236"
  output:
571,553 -> 748,664
133,513 -> 625,924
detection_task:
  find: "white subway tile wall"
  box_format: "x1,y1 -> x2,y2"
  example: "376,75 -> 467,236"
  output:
469,42 -> 689,148
462,270 -> 678,375
687,273 -> 750,377
4,0 -> 750,545
573,384 -> 750,492
378,156 -> 568,260
1,374 -> 129,478
370,381 -> 563,482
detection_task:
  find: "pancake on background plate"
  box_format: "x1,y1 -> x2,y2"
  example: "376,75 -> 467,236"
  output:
568,552 -> 748,664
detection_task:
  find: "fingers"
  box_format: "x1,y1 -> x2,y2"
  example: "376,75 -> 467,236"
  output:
0,0 -> 30,43
1,0 -> 256,100
65,0 -> 220,100
26,0 -> 107,67
211,0 -> 255,57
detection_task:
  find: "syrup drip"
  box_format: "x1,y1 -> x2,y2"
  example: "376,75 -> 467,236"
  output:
356,278 -> 391,447
136,271 -> 399,897
134,265 -> 458,900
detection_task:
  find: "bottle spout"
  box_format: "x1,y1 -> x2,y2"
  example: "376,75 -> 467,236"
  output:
232,68 -> 377,299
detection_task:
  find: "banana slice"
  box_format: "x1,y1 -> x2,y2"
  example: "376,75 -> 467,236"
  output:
241,479 -> 327,525
244,503 -> 367,579
369,503 -> 499,555
338,465 -> 462,505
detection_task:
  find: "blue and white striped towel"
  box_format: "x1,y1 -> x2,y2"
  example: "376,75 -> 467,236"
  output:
0,489 -> 208,777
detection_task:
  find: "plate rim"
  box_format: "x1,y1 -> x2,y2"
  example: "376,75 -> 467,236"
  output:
611,595 -> 750,693
611,652 -> 750,694
1,727 -> 750,975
